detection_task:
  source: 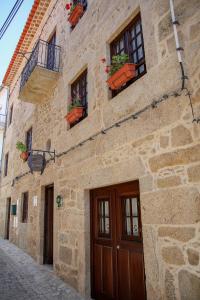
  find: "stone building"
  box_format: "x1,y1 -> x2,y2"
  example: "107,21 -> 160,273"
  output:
0,0 -> 200,299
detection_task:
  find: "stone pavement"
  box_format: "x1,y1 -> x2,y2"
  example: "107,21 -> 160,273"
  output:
0,239 -> 84,300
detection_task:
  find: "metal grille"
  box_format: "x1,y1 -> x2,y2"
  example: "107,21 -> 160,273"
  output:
20,39 -> 61,90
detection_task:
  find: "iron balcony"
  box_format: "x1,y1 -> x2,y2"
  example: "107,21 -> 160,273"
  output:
19,39 -> 61,104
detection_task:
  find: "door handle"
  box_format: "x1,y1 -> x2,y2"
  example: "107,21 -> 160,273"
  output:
117,245 -> 120,250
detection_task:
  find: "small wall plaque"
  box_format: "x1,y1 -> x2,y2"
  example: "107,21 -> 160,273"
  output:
33,196 -> 38,207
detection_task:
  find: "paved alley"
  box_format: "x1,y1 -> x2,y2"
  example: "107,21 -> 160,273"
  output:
0,239 -> 84,300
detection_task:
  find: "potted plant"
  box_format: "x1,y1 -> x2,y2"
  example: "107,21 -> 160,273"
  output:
65,96 -> 84,125
101,54 -> 136,90
16,141 -> 28,162
66,2 -> 84,26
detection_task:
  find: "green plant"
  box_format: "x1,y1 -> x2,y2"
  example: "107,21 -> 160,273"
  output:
67,96 -> 83,112
101,54 -> 130,76
109,54 -> 129,76
16,141 -> 27,152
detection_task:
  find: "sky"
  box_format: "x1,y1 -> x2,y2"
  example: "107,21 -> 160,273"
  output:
0,0 -> 34,84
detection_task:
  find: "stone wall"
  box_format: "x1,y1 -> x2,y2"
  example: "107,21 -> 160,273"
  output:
0,0 -> 200,299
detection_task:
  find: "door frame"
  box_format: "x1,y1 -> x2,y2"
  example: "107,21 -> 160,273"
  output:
43,183 -> 54,265
90,181 -> 146,300
5,197 -> 11,240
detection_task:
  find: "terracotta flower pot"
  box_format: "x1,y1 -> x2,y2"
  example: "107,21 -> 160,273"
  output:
107,63 -> 136,90
20,152 -> 28,161
68,4 -> 84,26
65,107 -> 84,125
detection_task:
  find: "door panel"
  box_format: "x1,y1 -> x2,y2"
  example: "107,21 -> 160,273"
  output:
91,181 -> 146,300
44,185 -> 54,264
91,189 -> 116,300
5,198 -> 11,240
129,251 -> 146,300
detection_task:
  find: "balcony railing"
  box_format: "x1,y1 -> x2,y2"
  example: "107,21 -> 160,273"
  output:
20,39 -> 61,90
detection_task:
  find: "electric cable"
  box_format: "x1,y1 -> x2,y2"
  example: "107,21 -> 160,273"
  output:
0,0 -> 25,40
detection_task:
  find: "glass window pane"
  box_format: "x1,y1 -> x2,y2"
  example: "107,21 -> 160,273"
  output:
126,217 -> 131,235
138,46 -> 143,60
132,39 -> 136,50
136,22 -> 141,34
133,217 -> 139,236
105,201 -> 109,217
131,27 -> 135,38
125,199 -> 131,216
100,217 -> 104,233
100,202 -> 104,216
133,52 -> 138,63
131,198 -> 138,216
139,64 -> 145,73
105,218 -> 109,234
137,34 -> 142,46
120,38 -> 124,50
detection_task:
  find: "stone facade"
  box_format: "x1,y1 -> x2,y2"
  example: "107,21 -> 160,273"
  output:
0,0 -> 200,299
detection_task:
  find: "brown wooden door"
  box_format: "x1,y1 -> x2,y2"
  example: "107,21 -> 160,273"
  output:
5,198 -> 11,240
91,181 -> 146,300
44,185 -> 54,264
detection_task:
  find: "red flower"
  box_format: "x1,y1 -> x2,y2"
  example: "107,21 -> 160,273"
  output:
66,3 -> 70,10
101,57 -> 106,63
70,2 -> 72,5
105,66 -> 110,73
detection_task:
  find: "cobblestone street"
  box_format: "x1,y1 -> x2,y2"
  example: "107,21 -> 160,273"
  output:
0,239 -> 84,300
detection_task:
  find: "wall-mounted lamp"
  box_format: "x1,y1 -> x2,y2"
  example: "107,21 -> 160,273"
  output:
56,195 -> 63,208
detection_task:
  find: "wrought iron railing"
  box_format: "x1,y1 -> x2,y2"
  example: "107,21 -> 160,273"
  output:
20,39 -> 61,90
0,114 -> 6,129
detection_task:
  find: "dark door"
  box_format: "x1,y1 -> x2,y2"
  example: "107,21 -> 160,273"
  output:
5,198 -> 11,240
44,185 -> 54,264
91,181 -> 146,300
47,32 -> 56,70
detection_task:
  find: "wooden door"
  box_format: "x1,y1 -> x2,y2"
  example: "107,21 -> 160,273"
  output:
44,185 -> 54,264
5,198 -> 11,240
91,181 -> 146,300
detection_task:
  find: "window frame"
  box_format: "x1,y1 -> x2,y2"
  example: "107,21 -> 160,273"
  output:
110,13 -> 146,97
8,104 -> 13,126
4,153 -> 9,177
70,69 -> 88,127
97,198 -> 111,238
26,127 -> 32,152
121,196 -> 142,242
21,192 -> 29,223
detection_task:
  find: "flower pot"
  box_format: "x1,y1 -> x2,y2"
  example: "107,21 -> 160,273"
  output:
65,107 -> 84,125
68,4 -> 84,26
20,151 -> 28,161
107,63 -> 136,90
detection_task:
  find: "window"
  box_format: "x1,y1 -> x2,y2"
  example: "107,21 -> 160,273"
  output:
8,104 -> 13,126
71,0 -> 87,28
110,14 -> 146,97
121,197 -> 141,241
98,199 -> 110,237
21,192 -> 29,223
47,32 -> 56,71
70,69 -> 87,127
4,153 -> 9,177
26,127 -> 32,152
